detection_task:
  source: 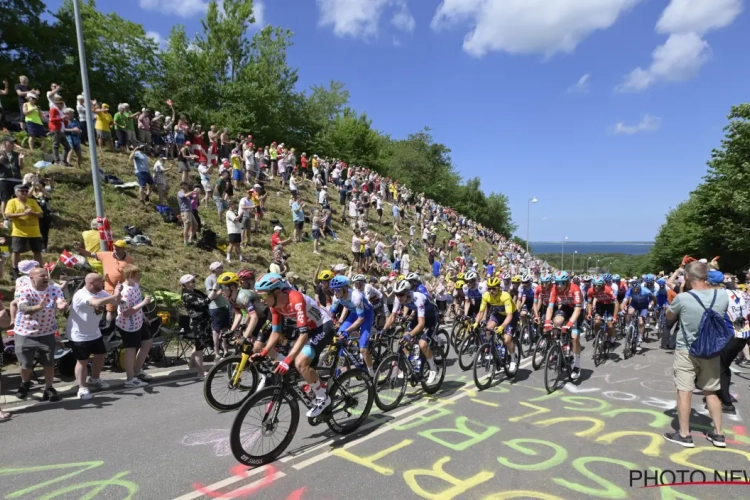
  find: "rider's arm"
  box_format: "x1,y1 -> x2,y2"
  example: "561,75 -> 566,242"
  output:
230,308 -> 243,331
243,310 -> 258,339
383,297 -> 401,330
499,294 -> 514,329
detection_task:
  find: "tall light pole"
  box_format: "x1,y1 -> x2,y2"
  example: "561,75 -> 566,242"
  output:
74,0 -> 108,250
526,197 -> 537,254
561,236 -> 568,269
586,257 -> 591,273
597,259 -> 600,272
573,251 -> 578,274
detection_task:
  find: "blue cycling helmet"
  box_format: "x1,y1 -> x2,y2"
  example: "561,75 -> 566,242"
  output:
612,274 -> 621,282
644,276 -> 655,284
603,273 -> 613,282
657,278 -> 666,286
553,270 -> 570,283
330,275 -> 350,290
629,278 -> 640,286
592,277 -> 604,286
540,273 -> 553,283
255,273 -> 287,292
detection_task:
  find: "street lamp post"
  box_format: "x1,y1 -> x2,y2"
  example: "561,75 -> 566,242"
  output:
573,251 -> 578,274
561,236 -> 568,269
596,259 -> 600,273
526,197 -> 538,254
586,257 -> 591,273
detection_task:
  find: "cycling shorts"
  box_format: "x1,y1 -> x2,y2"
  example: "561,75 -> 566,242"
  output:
554,305 -> 584,336
594,303 -> 615,321
300,321 -> 335,363
408,311 -> 439,341
489,310 -> 519,336
629,304 -> 649,318
251,312 -> 271,343
339,308 -> 375,349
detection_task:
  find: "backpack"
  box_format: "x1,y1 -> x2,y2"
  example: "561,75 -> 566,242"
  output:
155,205 -> 179,224
196,229 -> 217,251
123,225 -> 144,238
686,290 -> 733,359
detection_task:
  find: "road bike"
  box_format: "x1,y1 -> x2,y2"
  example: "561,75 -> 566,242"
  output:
457,323 -> 484,371
591,315 -> 611,367
622,314 -> 640,359
472,327 -> 521,390
543,327 -> 575,394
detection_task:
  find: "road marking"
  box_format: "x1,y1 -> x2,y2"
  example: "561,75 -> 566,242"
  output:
171,465 -> 272,500
220,471 -> 286,499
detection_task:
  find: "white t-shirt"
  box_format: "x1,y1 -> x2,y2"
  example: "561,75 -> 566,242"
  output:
289,176 -> 298,191
349,200 -> 357,217
318,189 -> 327,205
352,235 -> 361,252
239,196 -> 253,215
66,288 -> 109,341
226,210 -> 242,234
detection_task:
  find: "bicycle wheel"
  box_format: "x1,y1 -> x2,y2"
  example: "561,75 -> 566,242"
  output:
325,368 -> 374,435
452,324 -> 467,351
458,334 -> 478,371
421,345 -> 446,394
230,386 -> 300,466
532,334 -> 548,371
434,328 -> 451,358
370,337 -> 391,369
373,354 -> 407,411
504,336 -> 521,378
592,330 -> 607,367
623,327 -> 635,360
544,344 -> 563,394
472,343 -> 495,390
204,355 -> 259,412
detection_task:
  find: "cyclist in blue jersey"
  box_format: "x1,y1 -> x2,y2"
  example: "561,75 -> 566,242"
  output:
383,280 -> 439,383
406,272 -> 432,301
330,274 -> 375,376
516,272 -> 536,312
610,274 -> 627,304
462,271 -> 483,322
621,278 -> 655,353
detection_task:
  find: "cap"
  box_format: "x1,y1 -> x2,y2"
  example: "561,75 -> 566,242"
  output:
113,240 -> 127,248
209,261 -> 223,271
285,272 -> 299,279
155,111 -> 161,117
273,226 -> 283,232
185,141 -> 191,146
18,260 -> 39,275
708,270 -> 724,285
102,103 -> 109,108
14,184 -> 30,192
253,183 -> 261,188
26,93 -> 37,100
179,274 -> 195,285
333,263 -> 347,271
76,94 -> 84,100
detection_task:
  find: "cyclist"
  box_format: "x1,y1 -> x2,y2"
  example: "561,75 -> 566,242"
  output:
252,272 -> 335,417
330,274 -> 376,377
611,274 -> 627,304
580,275 -> 592,303
314,269 -> 334,308
462,271 -> 483,322
509,275 -> 522,301
621,278 -> 655,353
406,272 -> 432,300
452,279 -> 466,319
586,276 -> 619,345
516,273 -> 536,342
365,276 -> 386,326
383,280 -> 439,383
544,270 -> 584,380
533,273 -> 554,323
475,276 -> 519,371
655,277 -> 669,315
500,271 -> 512,292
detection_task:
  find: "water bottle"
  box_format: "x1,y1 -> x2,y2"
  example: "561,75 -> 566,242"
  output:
414,358 -> 422,373
499,345 -> 507,359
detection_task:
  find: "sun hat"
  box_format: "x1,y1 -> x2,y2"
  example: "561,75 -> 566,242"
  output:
180,274 -> 195,285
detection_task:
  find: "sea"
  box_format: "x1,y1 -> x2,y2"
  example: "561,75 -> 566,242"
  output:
529,242 -> 654,255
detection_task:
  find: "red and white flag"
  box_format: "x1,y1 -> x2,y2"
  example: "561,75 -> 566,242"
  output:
59,250 -> 78,267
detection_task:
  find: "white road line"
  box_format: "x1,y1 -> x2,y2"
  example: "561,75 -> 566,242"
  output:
171,466 -> 271,500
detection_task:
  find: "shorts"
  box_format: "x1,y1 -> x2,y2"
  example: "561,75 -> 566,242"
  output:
629,305 -> 649,318
181,211 -> 197,231
299,321 -> 335,363
554,305 -> 584,335
15,334 -> 56,369
127,130 -> 136,143
352,251 -> 361,262
152,133 -> 163,146
228,233 -> 241,243
409,312 -> 439,342
213,196 -> 228,212
175,136 -> 186,146
25,121 -> 46,137
294,221 -> 303,231
312,229 -> 321,240
241,216 -> 253,230
673,349 -> 720,392
232,169 -> 243,181
489,310 -> 519,336
11,236 -> 44,254
70,337 -> 106,360
118,323 -> 152,349
595,303 -> 615,321
178,161 -> 189,173
116,129 -> 128,146
377,208 -> 383,217
137,129 -> 151,144
339,309 -> 375,349
290,189 -> 298,199
136,171 -> 154,187
96,129 -> 112,141
209,307 -> 231,333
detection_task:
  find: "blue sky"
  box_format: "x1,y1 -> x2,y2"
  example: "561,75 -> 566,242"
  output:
45,0 -> 748,242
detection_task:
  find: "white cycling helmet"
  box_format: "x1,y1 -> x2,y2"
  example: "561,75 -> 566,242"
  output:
405,272 -> 421,283
394,280 -> 412,294
521,272 -> 533,282
465,271 -> 478,281
352,274 -> 366,283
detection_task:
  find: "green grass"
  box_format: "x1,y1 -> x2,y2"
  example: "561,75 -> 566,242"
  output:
4,143 -> 494,299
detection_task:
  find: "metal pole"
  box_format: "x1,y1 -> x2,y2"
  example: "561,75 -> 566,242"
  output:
74,0 -> 108,250
526,200 -> 530,254
561,241 -> 564,269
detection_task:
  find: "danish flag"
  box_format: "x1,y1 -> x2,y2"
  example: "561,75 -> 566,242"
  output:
59,250 -> 79,267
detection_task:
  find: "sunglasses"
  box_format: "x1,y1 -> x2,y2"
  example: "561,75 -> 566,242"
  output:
488,287 -> 500,292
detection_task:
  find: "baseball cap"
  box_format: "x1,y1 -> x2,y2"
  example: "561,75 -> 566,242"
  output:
273,226 -> 283,231
113,240 -> 127,248
14,184 -> 30,192
333,263 -> 347,271
18,260 -> 40,275
209,261 -> 223,271
76,94 -> 84,100
179,274 -> 195,285
253,184 -> 261,188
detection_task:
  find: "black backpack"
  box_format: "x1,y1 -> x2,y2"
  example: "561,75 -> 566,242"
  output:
123,225 -> 144,238
196,229 -> 217,251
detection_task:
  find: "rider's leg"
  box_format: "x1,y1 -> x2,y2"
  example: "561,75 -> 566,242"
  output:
359,312 -> 375,375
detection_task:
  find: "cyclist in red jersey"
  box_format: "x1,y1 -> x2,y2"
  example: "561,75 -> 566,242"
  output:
252,272 -> 335,417
586,276 -> 620,346
544,270 -> 584,380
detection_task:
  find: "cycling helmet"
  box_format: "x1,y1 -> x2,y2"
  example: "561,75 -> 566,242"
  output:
629,278 -> 639,286
255,273 -> 287,292
465,271 -> 478,281
394,280 -> 412,294
602,273 -> 613,282
397,274 -> 406,282
317,270 -> 334,281
644,276 -> 655,284
583,275 -> 592,282
405,272 -> 421,283
370,276 -> 379,284
455,280 -> 465,288
216,272 -> 240,286
238,268 -> 256,282
486,277 -> 501,288
572,277 -> 581,285
352,274 -> 366,283
521,272 -> 533,282
456,272 -> 465,280
612,274 -> 621,282
592,277 -> 605,286
330,275 -> 350,290
553,270 -> 570,283
511,275 -> 522,284
540,273 -> 553,283
501,271 -> 511,281
657,278 -> 666,286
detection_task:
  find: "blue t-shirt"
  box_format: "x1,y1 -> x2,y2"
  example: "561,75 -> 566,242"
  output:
133,152 -> 149,174
432,261 -> 442,277
486,264 -> 495,276
291,202 -> 304,222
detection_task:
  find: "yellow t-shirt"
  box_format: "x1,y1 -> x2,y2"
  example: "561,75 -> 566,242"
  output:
95,111 -> 113,132
312,158 -> 319,168
82,229 -> 100,254
5,198 -> 42,238
479,290 -> 517,316
231,156 -> 242,171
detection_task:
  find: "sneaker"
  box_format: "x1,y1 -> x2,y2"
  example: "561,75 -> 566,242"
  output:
42,387 -> 60,402
706,431 -> 727,448
124,378 -> 148,388
509,360 -> 518,372
306,395 -> 332,418
87,378 -> 110,390
426,370 -> 437,384
135,370 -> 153,381
663,431 -> 695,448
16,380 -> 31,400
636,345 -> 643,353
571,367 -> 581,380
77,388 -> 93,400
256,375 -> 267,392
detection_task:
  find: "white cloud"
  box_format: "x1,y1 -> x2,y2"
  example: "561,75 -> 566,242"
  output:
138,0 -> 209,18
146,31 -> 163,46
567,73 -> 590,93
431,0 -> 643,58
253,0 -> 265,26
616,0 -> 741,92
316,0 -> 415,38
613,114 -> 662,135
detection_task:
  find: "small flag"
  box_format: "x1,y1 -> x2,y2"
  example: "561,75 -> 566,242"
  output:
166,99 -> 173,106
59,250 -> 78,267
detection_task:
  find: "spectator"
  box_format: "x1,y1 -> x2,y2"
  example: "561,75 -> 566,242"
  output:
239,190 -> 254,247
45,82 -> 63,109
123,103 -> 136,147
291,193 -> 305,243
14,76 -> 38,127
270,225 -> 291,252
77,239 -> 135,321
63,108 -> 83,168
14,268 -> 67,401
48,95 -> 71,166
137,108 -> 151,148
219,127 -> 234,161
191,184 -> 203,233
152,155 -> 172,205
213,169 -> 230,221
113,104 -> 129,152
130,145 -> 153,204
75,95 -> 88,144
205,262 -> 231,359
22,93 -> 44,153
66,273 -> 121,400
0,299 -> 11,420
197,158 -> 212,204
289,172 -> 299,198
93,102 -> 114,153
285,271 -> 300,291
4,183 -> 43,277
0,136 -> 23,215
178,142 -> 197,184
150,111 -> 165,156
348,195 -> 358,230
251,186 -> 266,232
318,184 -> 328,208
29,182 -> 51,253
81,218 -> 104,274
663,261 -> 728,448
179,274 -> 210,378
225,199 -> 244,262
115,264 -> 153,388
177,182 -> 198,246
311,209 -> 321,255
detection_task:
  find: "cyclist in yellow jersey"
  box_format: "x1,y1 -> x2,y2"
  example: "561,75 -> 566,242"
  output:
474,277 -> 520,371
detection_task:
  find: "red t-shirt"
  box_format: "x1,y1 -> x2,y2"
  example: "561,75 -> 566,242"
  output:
301,157 -> 308,169
48,106 -> 63,132
271,233 -> 281,250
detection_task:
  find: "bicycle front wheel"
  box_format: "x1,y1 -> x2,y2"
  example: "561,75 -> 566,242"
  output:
373,354 -> 407,411
592,330 -> 607,367
230,386 -> 299,466
421,345 -> 446,394
204,355 -> 259,412
325,368 -> 374,435
544,344 -> 563,394
472,343 -> 495,390
458,334 -> 478,371
532,334 -> 548,371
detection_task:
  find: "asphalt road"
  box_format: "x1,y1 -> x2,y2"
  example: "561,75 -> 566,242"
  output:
3,331 -> 750,500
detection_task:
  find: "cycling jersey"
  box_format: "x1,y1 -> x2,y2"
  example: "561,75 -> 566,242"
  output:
587,285 -> 616,304
624,287 -> 654,309
331,288 -> 372,316
616,283 -> 628,302
463,284 -> 483,313
549,283 -> 583,308
364,284 -> 383,304
234,288 -> 268,316
392,291 -> 438,322
270,290 -> 332,335
333,288 -> 375,349
479,291 -> 517,316
518,284 -> 535,301
655,286 -> 669,307
534,285 -> 553,306
725,289 -> 749,337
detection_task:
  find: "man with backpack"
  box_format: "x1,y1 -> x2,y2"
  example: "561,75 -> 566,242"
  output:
663,261 -> 729,449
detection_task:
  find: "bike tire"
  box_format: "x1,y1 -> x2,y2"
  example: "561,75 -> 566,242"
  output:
504,336 -> 521,378
544,344 -> 563,394
532,334 -> 548,371
623,327 -> 634,360
230,386 -> 299,466
421,345 -> 446,394
435,329 -> 451,358
592,330 -> 607,367
373,354 -> 407,411
452,324 -> 467,351
458,334 -> 478,371
370,338 -> 391,370
204,355 -> 258,412
325,368 -> 374,435
472,343 -> 496,390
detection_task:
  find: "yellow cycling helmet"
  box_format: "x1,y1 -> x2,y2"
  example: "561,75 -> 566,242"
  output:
317,269 -> 334,281
397,274 -> 406,282
486,277 -> 501,288
455,280 -> 465,288
511,275 -> 522,284
217,272 -> 240,286
456,272 -> 465,280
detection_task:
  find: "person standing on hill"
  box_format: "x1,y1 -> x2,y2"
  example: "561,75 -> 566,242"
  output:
130,145 -> 153,204
0,136 -> 24,216
4,184 -> 43,279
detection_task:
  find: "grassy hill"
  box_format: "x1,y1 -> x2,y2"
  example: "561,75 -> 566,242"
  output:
3,143 -> 494,301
